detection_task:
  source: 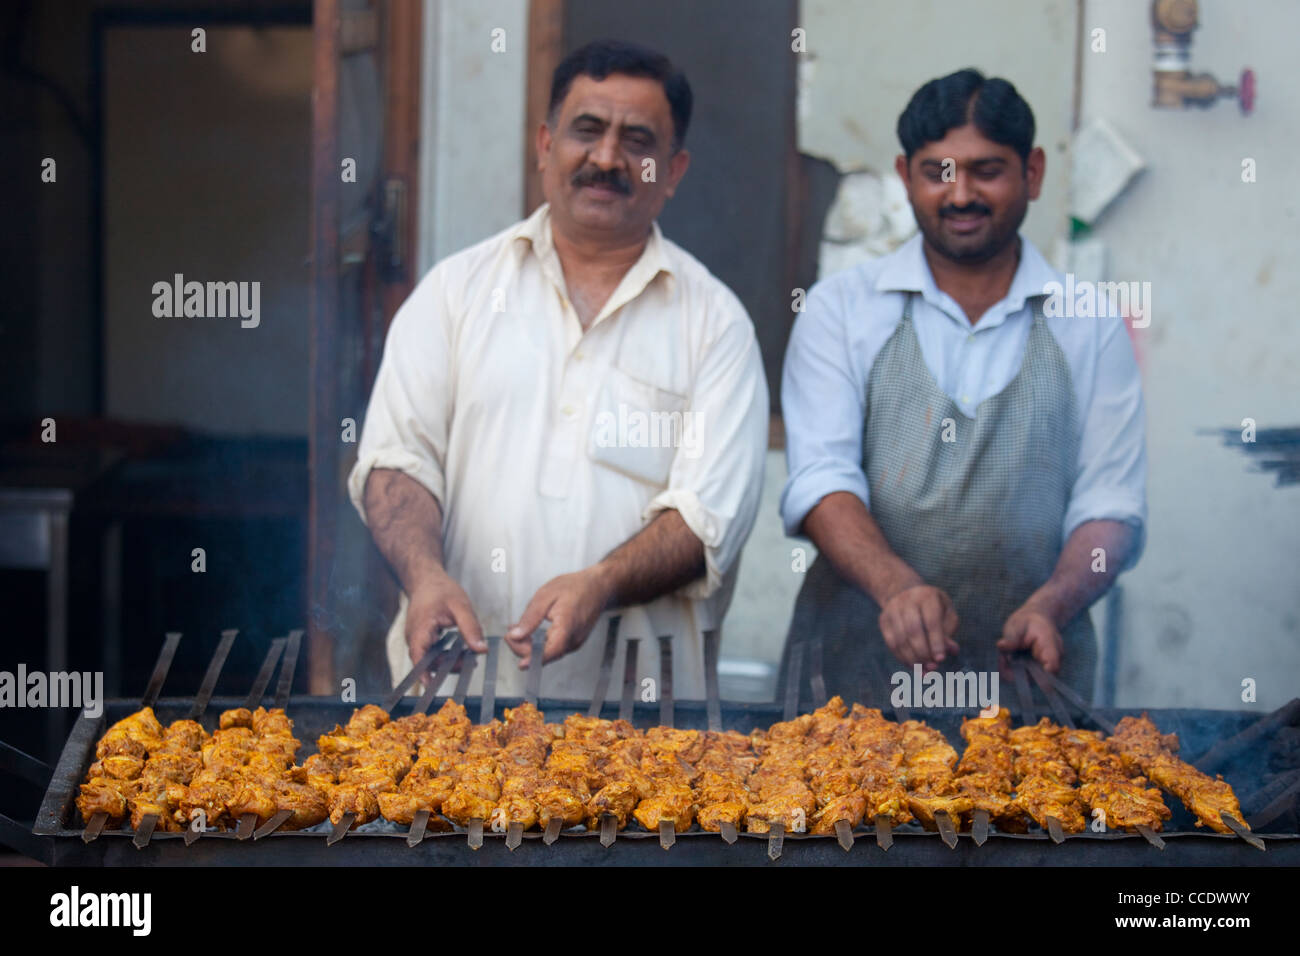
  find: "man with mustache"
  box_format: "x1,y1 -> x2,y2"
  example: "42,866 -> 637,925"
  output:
779,69 -> 1146,704
349,40 -> 768,700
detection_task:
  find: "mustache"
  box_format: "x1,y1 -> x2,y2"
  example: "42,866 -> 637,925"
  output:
572,167 -> 632,195
941,202 -> 992,218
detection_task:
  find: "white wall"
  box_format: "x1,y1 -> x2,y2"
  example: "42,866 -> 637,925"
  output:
418,0 -> 529,273
1080,0 -> 1300,710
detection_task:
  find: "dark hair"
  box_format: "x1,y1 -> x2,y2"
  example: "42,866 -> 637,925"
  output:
897,68 -> 1035,165
548,39 -> 693,151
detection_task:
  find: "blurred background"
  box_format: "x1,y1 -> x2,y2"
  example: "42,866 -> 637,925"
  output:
1,0 -> 1296,782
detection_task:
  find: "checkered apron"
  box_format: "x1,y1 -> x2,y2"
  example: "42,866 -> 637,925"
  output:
779,293 -> 1097,708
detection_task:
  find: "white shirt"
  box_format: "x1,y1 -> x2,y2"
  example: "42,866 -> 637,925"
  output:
348,202 -> 769,700
780,233 -> 1147,564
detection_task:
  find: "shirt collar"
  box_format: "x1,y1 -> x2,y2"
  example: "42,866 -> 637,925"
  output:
874,232 -> 1059,329
512,202 -> 676,295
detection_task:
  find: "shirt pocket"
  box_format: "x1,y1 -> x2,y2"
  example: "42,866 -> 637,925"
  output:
587,364 -> 689,487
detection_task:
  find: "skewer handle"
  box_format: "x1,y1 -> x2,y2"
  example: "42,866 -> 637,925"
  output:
834,818 -> 854,851
874,815 -> 893,852
407,809 -> 431,847
767,821 -> 785,861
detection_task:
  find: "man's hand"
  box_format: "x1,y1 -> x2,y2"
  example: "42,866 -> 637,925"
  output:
879,584 -> 959,670
505,567 -> 612,669
405,572 -> 486,670
997,600 -> 1063,675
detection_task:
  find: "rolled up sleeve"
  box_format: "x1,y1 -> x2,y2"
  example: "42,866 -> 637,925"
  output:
346,269 -> 453,526
642,300 -> 769,600
1063,318 -> 1148,568
779,282 -> 871,537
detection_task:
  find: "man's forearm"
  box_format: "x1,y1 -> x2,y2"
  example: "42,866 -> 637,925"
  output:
362,468 -> 448,593
802,491 -> 923,605
592,510 -> 706,609
1025,519 -> 1137,628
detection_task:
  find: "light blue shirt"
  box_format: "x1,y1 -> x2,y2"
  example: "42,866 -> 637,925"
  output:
780,233 -> 1147,565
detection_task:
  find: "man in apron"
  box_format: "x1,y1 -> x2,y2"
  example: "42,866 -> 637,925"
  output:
779,69 -> 1147,709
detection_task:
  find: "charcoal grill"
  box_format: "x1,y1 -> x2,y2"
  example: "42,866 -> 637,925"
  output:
7,627 -> 1300,866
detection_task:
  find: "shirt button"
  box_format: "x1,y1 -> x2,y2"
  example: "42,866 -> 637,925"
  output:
560,403 -> 575,418
574,350 -> 585,361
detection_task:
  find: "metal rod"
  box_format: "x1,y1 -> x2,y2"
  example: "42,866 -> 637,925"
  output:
407,809 -> 430,847
543,818 -> 562,845
383,643 -> 441,712
140,632 -> 182,707
415,636 -> 462,715
703,628 -> 722,732
1026,661 -> 1074,728
245,638 -> 286,710
235,812 -> 257,840
506,821 -> 524,851
719,820 -> 738,844
875,815 -> 893,851
1221,812 -> 1266,851
0,739 -> 52,787
658,635 -> 674,728
326,812 -> 355,845
451,647 -> 475,704
809,632 -> 827,705
1136,824 -> 1165,849
586,615 -> 621,717
132,813 -> 158,849
467,817 -> 484,850
658,819 -> 675,850
936,810 -> 958,848
189,629 -> 238,719
253,809 -> 293,840
1011,658 -> 1036,725
82,813 -> 107,843
524,630 -> 546,705
972,809 -> 990,846
767,821 -> 785,861
273,629 -> 303,708
834,819 -> 854,851
599,813 -> 617,847
479,635 -> 501,724
782,638 -> 803,722
1046,816 -> 1065,844
1033,665 -> 1116,734
619,639 -> 640,722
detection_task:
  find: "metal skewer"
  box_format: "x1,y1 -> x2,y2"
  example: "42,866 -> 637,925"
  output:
183,818 -> 204,846
272,629 -> 303,709
524,630 -> 546,705
618,639 -> 640,722
326,812 -> 355,845
1221,812 -> 1265,851
1135,824 -> 1165,849
971,809 -> 990,846
479,635 -> 501,724
467,817 -> 484,850
415,633 -> 462,714
703,629 -> 722,733
875,814 -> 893,851
254,809 -> 293,840
451,646 -> 475,704
85,632 -> 183,844
936,810 -> 959,848
599,813 -> 617,847
719,820 -> 738,845
586,616 -> 621,717
383,643 -> 441,712
658,819 -> 676,850
132,814 -> 158,849
1046,816 -> 1065,844
236,812 -> 257,840
542,818 -> 562,845
767,821 -> 785,861
657,635 -> 674,728
189,629 -> 238,719
406,809 -> 431,847
834,819 -> 854,851
506,821 -> 524,851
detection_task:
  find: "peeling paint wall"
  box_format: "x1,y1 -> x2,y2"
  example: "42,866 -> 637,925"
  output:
797,0 -> 1078,272
1078,0 -> 1300,710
